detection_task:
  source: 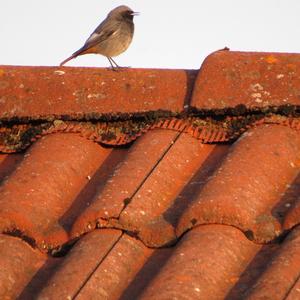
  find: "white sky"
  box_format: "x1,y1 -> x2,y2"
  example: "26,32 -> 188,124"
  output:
1,1 -> 300,69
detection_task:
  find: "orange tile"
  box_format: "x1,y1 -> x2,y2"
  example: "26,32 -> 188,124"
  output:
177,124 -> 300,243
192,50 -> 300,109
0,50 -> 300,298
0,133 -> 113,250
75,233 -> 154,299
286,277 -> 300,300
37,229 -> 122,299
0,234 -> 46,299
119,134 -> 229,247
0,66 -> 196,120
245,226 -> 300,299
71,129 -> 180,238
139,225 -> 260,300
283,177 -> 300,230
0,153 -> 23,182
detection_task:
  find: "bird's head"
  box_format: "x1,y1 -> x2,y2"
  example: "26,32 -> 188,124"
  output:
109,5 -> 139,21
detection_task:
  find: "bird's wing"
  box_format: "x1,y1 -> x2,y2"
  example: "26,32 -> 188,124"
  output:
71,31 -> 114,56
78,18 -> 120,53
60,17 -> 121,65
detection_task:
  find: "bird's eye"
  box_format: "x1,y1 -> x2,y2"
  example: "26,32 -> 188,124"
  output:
124,11 -> 133,18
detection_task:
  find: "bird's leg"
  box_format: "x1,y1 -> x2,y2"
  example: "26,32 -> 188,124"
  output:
107,57 -> 119,71
110,57 -> 120,68
111,57 -> 130,69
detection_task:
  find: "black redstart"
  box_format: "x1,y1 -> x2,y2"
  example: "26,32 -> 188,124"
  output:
60,5 -> 138,69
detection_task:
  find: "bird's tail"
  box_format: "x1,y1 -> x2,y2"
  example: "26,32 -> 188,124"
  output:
59,54 -> 77,66
59,46 -> 88,66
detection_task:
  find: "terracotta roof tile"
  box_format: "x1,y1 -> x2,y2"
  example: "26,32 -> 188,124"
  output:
0,234 -> 46,299
118,133 -> 213,230
192,50 -> 300,109
177,124 -> 300,243
0,153 -> 23,182
283,180 -> 300,230
1,50 -> 300,298
75,233 -> 153,300
0,133 -> 114,250
0,66 -> 196,119
37,229 -> 123,299
286,275 -> 300,300
71,129 -> 181,239
138,225 -> 260,299
244,225 -> 300,299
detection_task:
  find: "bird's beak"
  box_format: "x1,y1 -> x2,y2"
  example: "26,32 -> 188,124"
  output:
131,11 -> 140,16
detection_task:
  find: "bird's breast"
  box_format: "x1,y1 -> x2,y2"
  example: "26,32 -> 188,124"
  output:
94,22 -> 134,57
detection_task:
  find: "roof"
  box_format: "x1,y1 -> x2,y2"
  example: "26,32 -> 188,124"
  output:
1,49 -> 300,299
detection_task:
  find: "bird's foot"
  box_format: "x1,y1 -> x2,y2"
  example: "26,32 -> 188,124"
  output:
107,66 -> 130,72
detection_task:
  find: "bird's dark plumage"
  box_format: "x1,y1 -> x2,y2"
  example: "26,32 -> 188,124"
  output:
60,5 -> 138,68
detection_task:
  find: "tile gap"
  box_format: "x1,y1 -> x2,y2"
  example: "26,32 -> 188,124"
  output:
3,229 -> 37,250
282,226 -> 300,299
72,232 -> 123,299
117,130 -> 184,217
283,268 -> 300,300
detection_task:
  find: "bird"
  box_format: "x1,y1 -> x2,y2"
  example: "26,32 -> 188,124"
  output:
60,5 -> 138,69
